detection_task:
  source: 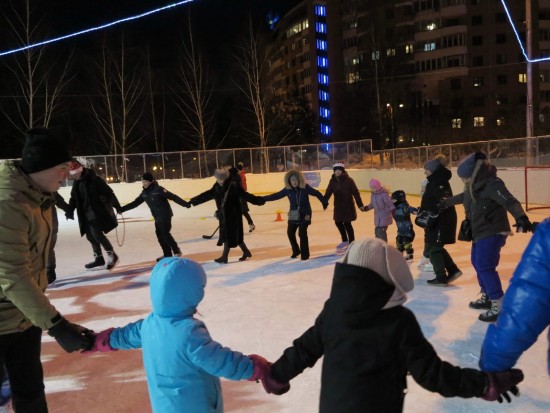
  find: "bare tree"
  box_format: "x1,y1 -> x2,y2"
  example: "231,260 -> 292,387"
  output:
2,0 -> 74,134
145,44 -> 165,152
90,34 -> 145,182
173,14 -> 215,173
233,18 -> 274,173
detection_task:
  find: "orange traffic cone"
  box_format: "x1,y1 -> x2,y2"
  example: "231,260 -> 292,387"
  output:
275,210 -> 283,222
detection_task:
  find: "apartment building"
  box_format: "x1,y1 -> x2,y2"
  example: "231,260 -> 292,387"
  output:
267,0 -> 550,147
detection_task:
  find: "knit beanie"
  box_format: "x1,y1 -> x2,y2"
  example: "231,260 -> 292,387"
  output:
369,178 -> 382,191
21,128 -> 72,174
69,160 -> 83,175
142,172 -> 154,182
333,162 -> 345,172
341,238 -> 414,309
457,152 -> 487,178
237,162 -> 244,171
423,154 -> 447,173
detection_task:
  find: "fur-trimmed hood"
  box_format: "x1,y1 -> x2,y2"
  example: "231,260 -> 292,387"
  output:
284,169 -> 306,189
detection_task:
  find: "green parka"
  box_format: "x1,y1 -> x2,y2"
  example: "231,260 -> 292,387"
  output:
0,161 -> 59,334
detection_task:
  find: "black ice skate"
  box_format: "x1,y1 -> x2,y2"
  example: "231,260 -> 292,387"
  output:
85,254 -> 105,269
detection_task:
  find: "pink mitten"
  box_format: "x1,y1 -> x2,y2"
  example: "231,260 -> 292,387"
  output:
248,354 -> 270,381
85,328 -> 117,353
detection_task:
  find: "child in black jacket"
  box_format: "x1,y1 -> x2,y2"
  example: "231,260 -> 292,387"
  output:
120,172 -> 190,261
260,238 -> 523,413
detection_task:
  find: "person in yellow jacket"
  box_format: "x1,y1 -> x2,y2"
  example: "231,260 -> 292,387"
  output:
0,128 -> 93,412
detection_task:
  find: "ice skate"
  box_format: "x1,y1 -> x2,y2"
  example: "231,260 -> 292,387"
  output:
84,253 -> 105,269
106,251 -> 119,270
173,248 -> 182,257
417,256 -> 429,269
469,292 -> 491,310
336,241 -> 349,250
405,253 -> 414,262
479,299 -> 501,322
248,223 -> 256,233
427,277 -> 448,287
447,269 -> 463,283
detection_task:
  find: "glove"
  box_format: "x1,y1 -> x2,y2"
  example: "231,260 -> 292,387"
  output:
48,317 -> 94,353
514,216 -> 534,233
360,206 -> 369,212
436,200 -> 448,211
262,367 -> 291,395
322,202 -> 329,210
185,202 -> 192,208
482,369 -> 524,403
65,211 -> 74,220
248,354 -> 270,382
85,328 -> 117,353
257,198 -> 266,206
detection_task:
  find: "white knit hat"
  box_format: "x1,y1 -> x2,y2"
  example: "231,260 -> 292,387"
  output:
341,238 -> 414,309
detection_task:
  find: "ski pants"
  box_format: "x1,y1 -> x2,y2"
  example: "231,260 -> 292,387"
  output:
472,234 -> 507,300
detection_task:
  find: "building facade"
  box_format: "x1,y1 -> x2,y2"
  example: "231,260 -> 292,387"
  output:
267,0 -> 550,148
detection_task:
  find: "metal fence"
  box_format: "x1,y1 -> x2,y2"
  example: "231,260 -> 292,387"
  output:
72,135 -> 550,183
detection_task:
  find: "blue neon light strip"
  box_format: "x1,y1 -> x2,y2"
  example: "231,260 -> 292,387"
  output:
501,0 -> 550,63
0,0 -> 194,57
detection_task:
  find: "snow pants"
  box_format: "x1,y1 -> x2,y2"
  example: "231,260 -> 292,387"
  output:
471,234 -> 507,300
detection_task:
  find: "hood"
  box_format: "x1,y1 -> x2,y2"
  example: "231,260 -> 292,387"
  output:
284,169 -> 306,189
327,263 -> 395,326
150,257 -> 207,317
0,161 -> 53,210
469,163 -> 497,201
427,166 -> 452,186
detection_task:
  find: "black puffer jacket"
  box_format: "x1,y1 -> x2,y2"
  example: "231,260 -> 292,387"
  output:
446,163 -> 526,242
120,181 -> 188,220
67,168 -> 121,235
420,167 -> 457,245
271,263 -> 487,413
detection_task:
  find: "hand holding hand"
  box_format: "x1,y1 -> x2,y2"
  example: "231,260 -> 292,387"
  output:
322,202 -> 329,210
257,198 -> 266,206
48,317 -> 94,353
482,369 -> 524,403
436,200 -> 448,211
85,328 -> 117,353
248,354 -> 270,382
514,216 -> 534,233
262,368 -> 291,395
360,206 -> 369,212
65,211 -> 74,220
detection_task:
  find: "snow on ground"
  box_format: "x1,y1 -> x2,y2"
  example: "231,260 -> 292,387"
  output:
43,193 -> 550,413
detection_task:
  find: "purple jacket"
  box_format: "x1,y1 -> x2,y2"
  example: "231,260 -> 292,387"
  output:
368,190 -> 395,227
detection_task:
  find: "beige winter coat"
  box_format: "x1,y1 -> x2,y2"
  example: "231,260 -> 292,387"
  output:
0,161 -> 59,334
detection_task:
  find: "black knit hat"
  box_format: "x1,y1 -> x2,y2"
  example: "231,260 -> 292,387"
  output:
21,128 -> 72,174
142,172 -> 155,182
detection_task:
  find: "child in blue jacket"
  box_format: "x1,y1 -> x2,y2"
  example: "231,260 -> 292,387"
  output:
87,258 -> 270,413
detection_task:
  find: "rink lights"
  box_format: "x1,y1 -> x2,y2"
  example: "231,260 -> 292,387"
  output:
501,0 -> 550,63
0,0 -> 195,57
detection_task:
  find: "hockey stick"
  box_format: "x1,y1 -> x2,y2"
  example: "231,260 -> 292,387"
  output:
202,226 -> 220,239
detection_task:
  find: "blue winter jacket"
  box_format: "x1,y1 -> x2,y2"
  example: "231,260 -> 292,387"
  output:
109,258 -> 254,413
480,218 -> 550,375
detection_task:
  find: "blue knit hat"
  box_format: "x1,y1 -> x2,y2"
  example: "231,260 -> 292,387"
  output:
457,152 -> 487,178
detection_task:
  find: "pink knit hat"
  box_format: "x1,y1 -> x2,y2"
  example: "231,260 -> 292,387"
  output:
369,178 -> 382,191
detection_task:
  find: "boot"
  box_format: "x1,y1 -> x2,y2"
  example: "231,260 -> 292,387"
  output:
447,268 -> 463,283
427,276 -> 448,287
85,253 -> 105,269
106,251 -> 119,270
469,292 -> 491,310
214,245 -> 230,264
290,250 -> 301,258
46,267 -> 57,284
479,298 -> 501,322
173,248 -> 182,257
238,244 -> 252,261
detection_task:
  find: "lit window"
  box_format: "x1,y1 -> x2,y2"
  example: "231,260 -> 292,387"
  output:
316,22 -> 327,34
320,123 -> 331,135
387,48 -> 396,56
518,73 -> 527,83
426,22 -> 437,31
346,72 -> 360,84
315,5 -> 326,16
473,77 -> 484,87
496,117 -> 505,126
317,56 -> 328,68
424,42 -> 436,51
372,51 -> 380,60
318,73 -> 329,84
317,39 -> 328,51
473,116 -> 485,127
451,118 -> 462,129
352,57 -> 360,65
319,90 -> 329,101
320,107 -> 330,119
405,44 -> 414,54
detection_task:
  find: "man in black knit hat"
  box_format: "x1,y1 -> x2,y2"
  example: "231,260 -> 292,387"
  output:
0,128 -> 94,412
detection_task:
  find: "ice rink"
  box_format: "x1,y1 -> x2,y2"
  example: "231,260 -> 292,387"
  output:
42,193 -> 549,413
